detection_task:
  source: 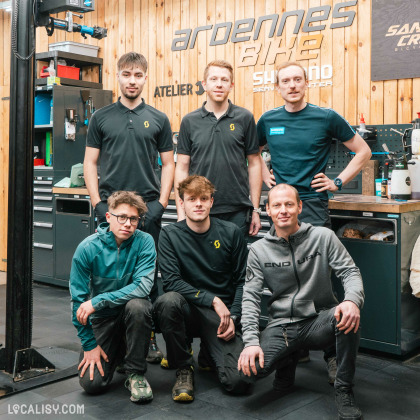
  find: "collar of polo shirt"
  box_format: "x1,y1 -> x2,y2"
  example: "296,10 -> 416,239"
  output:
116,97 -> 146,115
200,99 -> 235,118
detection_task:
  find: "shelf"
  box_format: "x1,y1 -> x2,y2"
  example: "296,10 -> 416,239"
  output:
35,78 -> 103,89
36,50 -> 103,66
35,85 -> 53,92
34,166 -> 53,170
35,124 -> 53,130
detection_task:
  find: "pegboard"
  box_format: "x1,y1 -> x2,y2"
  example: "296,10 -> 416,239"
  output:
330,123 -> 413,173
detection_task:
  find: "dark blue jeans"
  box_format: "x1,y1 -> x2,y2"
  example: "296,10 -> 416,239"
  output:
79,298 -> 152,395
153,291 -> 249,394
245,308 -> 360,389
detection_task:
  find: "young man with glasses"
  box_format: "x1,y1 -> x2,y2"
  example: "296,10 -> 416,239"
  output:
70,191 -> 156,403
84,51 -> 175,363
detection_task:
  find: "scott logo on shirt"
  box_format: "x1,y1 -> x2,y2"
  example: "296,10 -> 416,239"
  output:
144,121 -> 149,128
230,124 -> 235,131
264,251 -> 321,267
214,240 -> 220,249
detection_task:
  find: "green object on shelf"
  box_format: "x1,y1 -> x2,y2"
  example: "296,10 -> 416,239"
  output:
45,131 -> 53,166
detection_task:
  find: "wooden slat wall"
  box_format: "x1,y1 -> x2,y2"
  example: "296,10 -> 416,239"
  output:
0,0 -> 419,270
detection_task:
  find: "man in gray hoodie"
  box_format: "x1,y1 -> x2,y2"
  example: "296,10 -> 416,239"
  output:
238,184 -> 364,420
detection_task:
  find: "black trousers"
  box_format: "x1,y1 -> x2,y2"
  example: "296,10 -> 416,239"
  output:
299,197 -> 331,229
95,198 -> 165,302
153,291 -> 248,394
212,208 -> 250,240
79,298 -> 153,395
242,308 -> 360,389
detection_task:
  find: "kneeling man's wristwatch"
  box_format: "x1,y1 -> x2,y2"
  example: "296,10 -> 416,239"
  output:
230,315 -> 238,325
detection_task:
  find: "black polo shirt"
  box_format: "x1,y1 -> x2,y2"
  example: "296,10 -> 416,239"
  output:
86,98 -> 173,202
177,100 -> 259,214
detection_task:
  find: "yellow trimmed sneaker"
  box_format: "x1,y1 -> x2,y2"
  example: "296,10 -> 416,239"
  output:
125,373 -> 153,403
172,367 -> 194,402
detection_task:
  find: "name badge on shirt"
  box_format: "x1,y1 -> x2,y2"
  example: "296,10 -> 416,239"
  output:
270,127 -> 285,135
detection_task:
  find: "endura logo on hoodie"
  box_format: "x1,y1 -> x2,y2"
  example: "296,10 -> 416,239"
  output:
264,251 -> 322,267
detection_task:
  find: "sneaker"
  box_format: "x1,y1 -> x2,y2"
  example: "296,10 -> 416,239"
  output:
273,355 -> 298,392
125,373 -> 153,403
146,332 -> 163,364
161,346 -> 193,370
172,367 -> 194,402
327,356 -> 337,385
335,387 -> 362,420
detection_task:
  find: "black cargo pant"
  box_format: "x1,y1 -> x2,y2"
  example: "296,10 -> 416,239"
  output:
242,308 -> 360,389
79,298 -> 153,395
153,291 -> 248,394
212,208 -> 250,241
95,198 -> 165,302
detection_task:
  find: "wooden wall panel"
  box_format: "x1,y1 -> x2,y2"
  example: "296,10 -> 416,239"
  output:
1,0 -> 420,270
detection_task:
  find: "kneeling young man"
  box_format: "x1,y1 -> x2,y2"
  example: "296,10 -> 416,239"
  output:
154,175 -> 249,402
238,184 -> 364,420
70,191 -> 156,403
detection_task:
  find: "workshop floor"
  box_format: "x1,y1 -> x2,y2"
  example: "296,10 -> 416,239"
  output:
0,283 -> 419,420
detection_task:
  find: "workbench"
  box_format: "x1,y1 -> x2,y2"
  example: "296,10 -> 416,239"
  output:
328,195 -> 420,355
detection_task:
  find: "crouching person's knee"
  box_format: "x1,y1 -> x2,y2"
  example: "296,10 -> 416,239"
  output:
153,292 -> 185,327
218,367 -> 252,395
125,298 -> 152,320
79,369 -> 111,395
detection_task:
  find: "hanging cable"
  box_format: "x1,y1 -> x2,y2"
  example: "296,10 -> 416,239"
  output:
11,0 -> 36,61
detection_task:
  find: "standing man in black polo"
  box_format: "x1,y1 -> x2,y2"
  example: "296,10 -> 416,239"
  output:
84,52 -> 175,363
175,60 -> 262,239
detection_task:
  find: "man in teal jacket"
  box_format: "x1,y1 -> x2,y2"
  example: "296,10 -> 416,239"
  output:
70,191 -> 156,403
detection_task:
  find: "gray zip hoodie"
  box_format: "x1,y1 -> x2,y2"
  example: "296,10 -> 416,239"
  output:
242,222 -> 364,347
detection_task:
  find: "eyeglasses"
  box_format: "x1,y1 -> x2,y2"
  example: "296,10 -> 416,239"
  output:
110,212 -> 140,226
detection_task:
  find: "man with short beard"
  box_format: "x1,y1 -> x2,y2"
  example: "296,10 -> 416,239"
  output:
84,51 -> 175,363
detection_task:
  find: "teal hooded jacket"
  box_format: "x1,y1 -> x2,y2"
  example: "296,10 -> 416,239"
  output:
69,222 -> 156,351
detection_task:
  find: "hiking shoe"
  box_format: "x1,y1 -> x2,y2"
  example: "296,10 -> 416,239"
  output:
273,355 -> 298,392
327,356 -> 337,385
172,367 -> 194,402
125,373 -> 153,403
146,333 -> 163,364
161,346 -> 193,370
335,387 -> 362,420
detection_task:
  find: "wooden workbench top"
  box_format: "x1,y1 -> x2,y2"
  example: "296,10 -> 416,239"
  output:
328,194 -> 420,213
52,189 -> 420,213
53,187 -> 89,195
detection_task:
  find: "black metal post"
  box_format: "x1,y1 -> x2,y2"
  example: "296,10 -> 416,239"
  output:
5,0 -> 36,373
